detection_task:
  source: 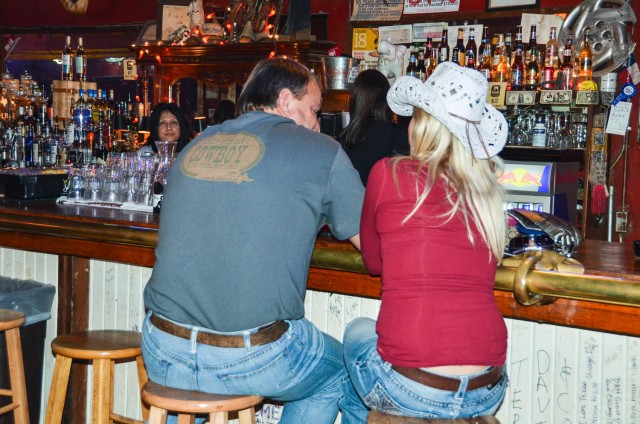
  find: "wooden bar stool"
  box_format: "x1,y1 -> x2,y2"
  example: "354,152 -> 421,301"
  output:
367,411 -> 501,423
0,309 -> 29,424
44,329 -> 149,424
141,380 -> 263,424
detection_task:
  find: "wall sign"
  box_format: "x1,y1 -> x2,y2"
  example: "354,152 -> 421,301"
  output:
351,0 -> 403,21
404,0 -> 460,14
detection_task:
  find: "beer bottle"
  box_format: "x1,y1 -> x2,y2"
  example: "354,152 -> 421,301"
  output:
426,47 -> 438,78
492,34 -> 504,70
75,37 -> 86,82
62,35 -> 74,81
525,26 -> 539,90
464,27 -> 477,69
477,26 -> 491,66
416,51 -> 427,81
438,24 -> 450,63
510,29 -> 525,90
406,50 -> 417,77
542,27 -> 560,89
492,35 -> 510,83
559,35 -> 574,90
454,27 -> 465,66
577,28 -> 597,90
525,25 -> 537,64
504,33 -> 513,64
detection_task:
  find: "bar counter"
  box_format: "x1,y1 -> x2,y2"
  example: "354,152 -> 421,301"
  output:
0,197 -> 639,338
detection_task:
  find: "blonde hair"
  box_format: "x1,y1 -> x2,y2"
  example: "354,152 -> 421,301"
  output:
392,108 -> 506,263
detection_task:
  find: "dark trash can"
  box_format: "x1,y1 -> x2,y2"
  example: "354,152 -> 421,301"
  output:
0,277 -> 55,424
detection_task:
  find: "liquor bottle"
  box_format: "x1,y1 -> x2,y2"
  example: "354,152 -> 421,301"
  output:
464,27 -> 477,69
406,51 -> 417,77
46,119 -> 59,166
453,27 -> 465,66
577,27 -> 597,90
25,125 -> 35,167
542,27 -> 560,89
416,51 -> 427,81
477,26 -> 491,67
531,114 -> 547,147
62,35 -> 74,81
16,124 -> 26,168
559,37 -> 574,90
75,37 -> 87,82
438,24 -> 450,63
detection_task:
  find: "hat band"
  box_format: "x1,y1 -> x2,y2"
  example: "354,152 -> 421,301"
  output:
449,112 -> 494,171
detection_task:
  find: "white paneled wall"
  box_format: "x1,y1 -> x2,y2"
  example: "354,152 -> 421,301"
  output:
1,248 -> 639,424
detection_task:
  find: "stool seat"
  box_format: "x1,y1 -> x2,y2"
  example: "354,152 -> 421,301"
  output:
0,310 -> 26,331
367,410 -> 501,423
0,309 -> 29,424
141,380 -> 263,424
45,329 -> 148,424
51,329 -> 141,360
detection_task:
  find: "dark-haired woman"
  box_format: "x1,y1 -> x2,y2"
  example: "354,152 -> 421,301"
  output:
139,102 -> 191,154
338,69 -> 409,185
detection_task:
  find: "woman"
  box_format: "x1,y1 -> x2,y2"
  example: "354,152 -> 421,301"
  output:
140,102 -> 191,154
212,99 -> 237,124
340,62 -> 509,422
338,69 -> 409,186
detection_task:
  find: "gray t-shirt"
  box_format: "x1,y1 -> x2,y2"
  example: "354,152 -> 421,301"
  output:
144,112 -> 364,331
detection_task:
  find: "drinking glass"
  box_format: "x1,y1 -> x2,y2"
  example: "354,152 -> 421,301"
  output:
100,166 -> 124,203
83,163 -> 102,201
67,166 -> 85,200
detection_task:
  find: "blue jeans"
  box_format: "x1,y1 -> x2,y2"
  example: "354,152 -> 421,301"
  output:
339,318 -> 508,423
142,311 -> 347,424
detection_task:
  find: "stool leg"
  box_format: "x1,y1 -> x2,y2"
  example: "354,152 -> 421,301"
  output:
6,327 -> 29,424
91,358 -> 112,424
135,355 -> 149,421
45,354 -> 73,424
208,411 -> 228,424
238,407 -> 256,424
177,413 -> 196,424
148,406 -> 167,424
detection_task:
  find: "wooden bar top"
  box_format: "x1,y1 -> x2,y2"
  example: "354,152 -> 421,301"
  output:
0,197 -> 639,337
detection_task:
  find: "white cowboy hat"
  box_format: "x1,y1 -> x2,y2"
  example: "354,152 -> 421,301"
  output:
387,62 -> 508,159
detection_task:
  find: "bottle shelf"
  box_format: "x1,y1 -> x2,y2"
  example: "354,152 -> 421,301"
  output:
500,146 -> 585,165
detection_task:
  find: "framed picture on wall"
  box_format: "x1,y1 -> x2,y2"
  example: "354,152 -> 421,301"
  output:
486,0 -> 539,11
157,0 -> 191,41
135,20 -> 158,45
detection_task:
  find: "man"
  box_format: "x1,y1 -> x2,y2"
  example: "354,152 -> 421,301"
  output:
142,57 -> 364,424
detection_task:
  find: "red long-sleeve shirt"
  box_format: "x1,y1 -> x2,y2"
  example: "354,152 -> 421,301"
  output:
360,159 -> 507,368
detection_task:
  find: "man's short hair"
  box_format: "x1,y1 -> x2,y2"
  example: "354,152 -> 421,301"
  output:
237,57 -> 317,115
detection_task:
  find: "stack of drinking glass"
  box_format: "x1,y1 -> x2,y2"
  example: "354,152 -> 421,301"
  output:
62,144 -> 175,212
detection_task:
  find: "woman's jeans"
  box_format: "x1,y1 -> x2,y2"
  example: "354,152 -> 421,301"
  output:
339,318 -> 508,423
142,311 -> 347,424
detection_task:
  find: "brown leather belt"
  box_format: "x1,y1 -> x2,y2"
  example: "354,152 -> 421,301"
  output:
150,314 -> 289,348
392,365 -> 504,392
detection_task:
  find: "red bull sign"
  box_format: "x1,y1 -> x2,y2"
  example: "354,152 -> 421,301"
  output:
498,164 -> 551,193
